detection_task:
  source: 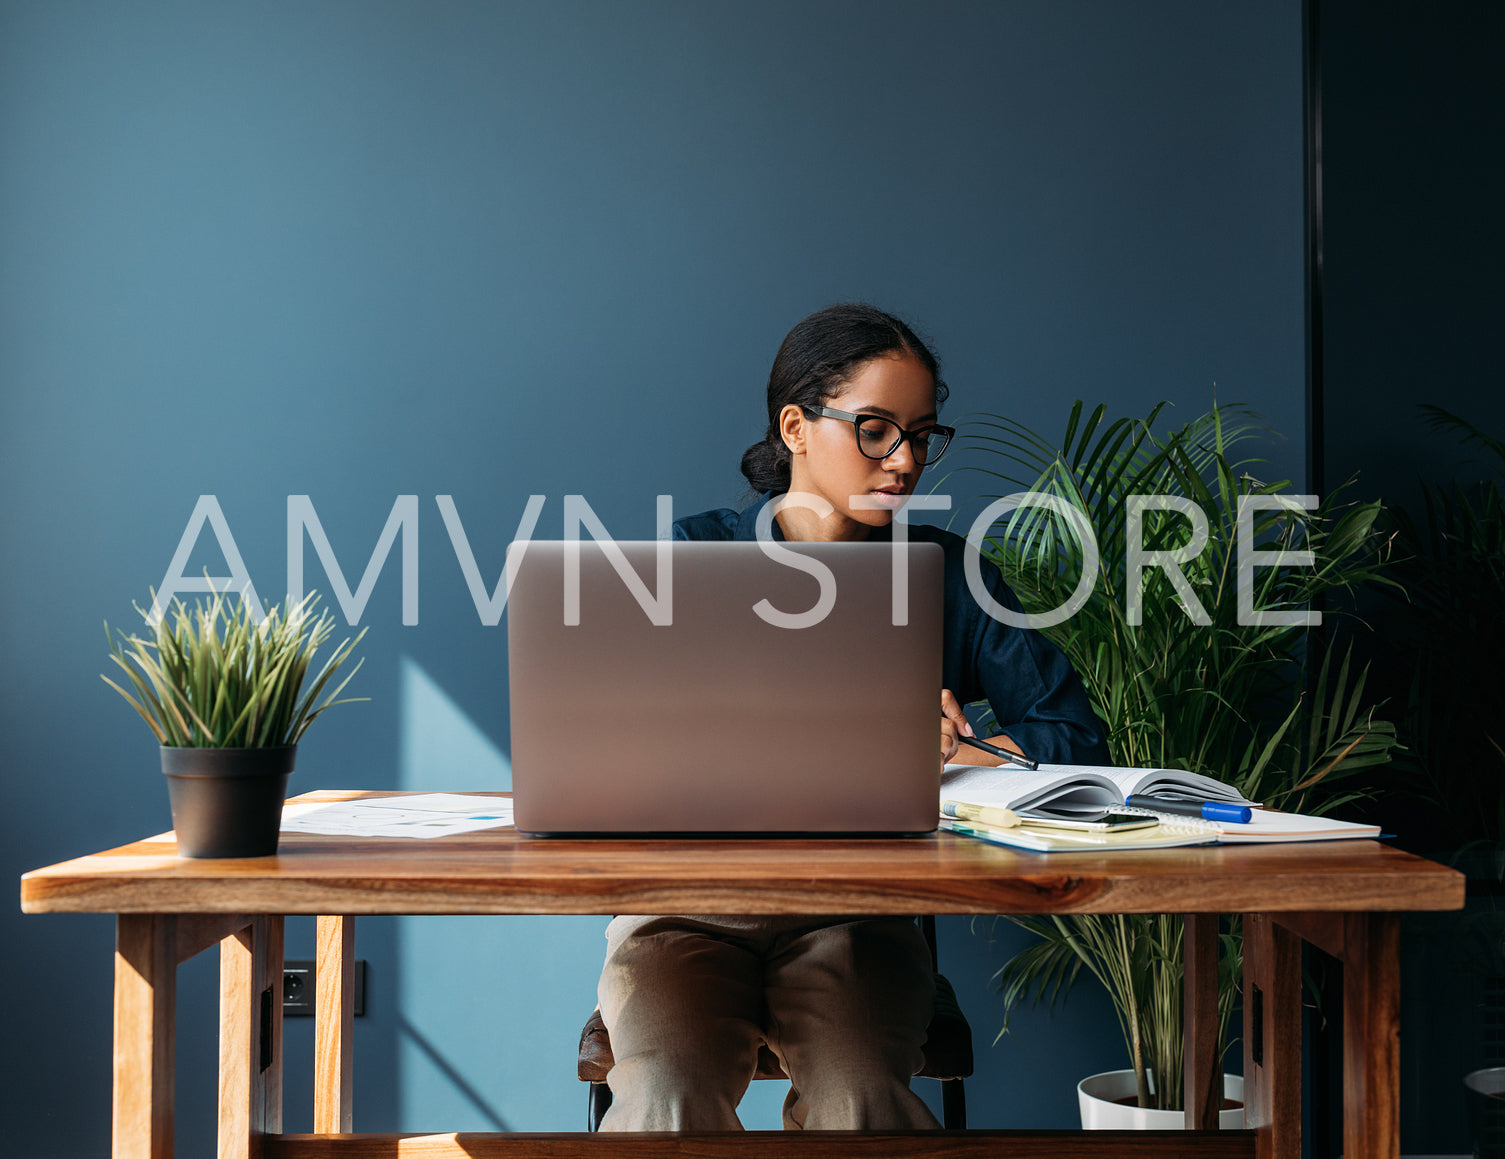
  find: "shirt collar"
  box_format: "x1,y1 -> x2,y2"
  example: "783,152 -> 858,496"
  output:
732,492 -> 781,541
732,492 -> 895,543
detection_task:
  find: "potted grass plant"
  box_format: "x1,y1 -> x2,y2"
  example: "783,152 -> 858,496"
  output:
103,588 -> 366,858
948,401 -> 1400,1122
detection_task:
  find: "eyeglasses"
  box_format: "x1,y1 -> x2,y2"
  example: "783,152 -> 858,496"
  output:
805,406 -> 955,467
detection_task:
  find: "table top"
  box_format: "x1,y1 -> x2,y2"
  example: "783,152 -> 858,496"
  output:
21,791 -> 1465,917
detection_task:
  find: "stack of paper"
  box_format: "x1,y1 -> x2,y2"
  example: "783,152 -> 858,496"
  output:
280,793 -> 515,839
940,816 -> 1219,853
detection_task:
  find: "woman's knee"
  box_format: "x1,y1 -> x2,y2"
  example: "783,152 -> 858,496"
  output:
601,1046 -> 754,1132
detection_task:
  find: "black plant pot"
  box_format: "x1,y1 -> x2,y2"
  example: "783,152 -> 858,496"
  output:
161,745 -> 296,858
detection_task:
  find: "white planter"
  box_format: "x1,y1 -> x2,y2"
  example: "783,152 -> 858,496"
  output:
1078,1069 -> 1245,1129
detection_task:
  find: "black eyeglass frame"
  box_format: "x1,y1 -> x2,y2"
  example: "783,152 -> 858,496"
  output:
804,406 -> 956,467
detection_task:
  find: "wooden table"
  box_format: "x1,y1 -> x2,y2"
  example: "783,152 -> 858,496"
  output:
21,790 -> 1464,1159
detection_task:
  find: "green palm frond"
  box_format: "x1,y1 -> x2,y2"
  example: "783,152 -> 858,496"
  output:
966,400 -> 1398,1109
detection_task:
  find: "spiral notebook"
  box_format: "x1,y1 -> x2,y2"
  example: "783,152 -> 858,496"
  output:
939,815 -> 1219,853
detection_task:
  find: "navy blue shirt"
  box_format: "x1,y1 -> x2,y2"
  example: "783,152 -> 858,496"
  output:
674,494 -> 1110,766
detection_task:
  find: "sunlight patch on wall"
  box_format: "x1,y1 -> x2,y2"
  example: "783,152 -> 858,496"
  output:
398,655 -> 511,792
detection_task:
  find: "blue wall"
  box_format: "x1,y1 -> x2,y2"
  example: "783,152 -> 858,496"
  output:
0,2 -> 1302,1152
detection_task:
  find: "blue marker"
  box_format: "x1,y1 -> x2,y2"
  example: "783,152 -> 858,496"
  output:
1125,795 -> 1253,825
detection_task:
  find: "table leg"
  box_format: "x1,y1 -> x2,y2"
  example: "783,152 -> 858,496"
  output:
1243,912 -> 1301,1159
314,915 -> 355,1133
114,915 -> 176,1159
1342,913 -> 1400,1159
265,918 -> 284,1135
219,915 -> 285,1159
1184,913 -> 1221,1129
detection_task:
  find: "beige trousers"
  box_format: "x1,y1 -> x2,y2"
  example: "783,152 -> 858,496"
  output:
596,914 -> 941,1131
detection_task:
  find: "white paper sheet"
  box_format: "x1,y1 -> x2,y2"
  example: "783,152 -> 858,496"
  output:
280,793 -> 515,838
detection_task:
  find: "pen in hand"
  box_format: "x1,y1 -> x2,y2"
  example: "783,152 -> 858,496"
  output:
957,734 -> 1039,771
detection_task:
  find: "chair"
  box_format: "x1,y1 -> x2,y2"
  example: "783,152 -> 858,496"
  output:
577,915 -> 973,1130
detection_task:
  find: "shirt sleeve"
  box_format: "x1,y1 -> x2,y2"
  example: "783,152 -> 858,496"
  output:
961,556 -> 1110,766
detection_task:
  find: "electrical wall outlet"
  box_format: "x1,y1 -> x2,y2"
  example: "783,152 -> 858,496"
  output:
282,959 -> 367,1017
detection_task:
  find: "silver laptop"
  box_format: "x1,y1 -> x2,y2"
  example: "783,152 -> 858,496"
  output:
507,540 -> 943,834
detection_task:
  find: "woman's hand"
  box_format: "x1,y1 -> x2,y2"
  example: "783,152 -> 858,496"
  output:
940,688 -> 975,763
943,691 -> 1028,766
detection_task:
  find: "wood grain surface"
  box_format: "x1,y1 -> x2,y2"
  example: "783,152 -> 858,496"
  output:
315,915 -> 355,1134
1183,913 -> 1221,1130
1243,913 -> 1302,1159
219,915 -> 284,1158
112,915 -> 175,1159
261,1130 -> 1257,1157
1343,914 -> 1401,1159
20,791 -> 1466,917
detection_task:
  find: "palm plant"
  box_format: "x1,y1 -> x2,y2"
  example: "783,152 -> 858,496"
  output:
951,401 -> 1399,1110
104,589 -> 367,748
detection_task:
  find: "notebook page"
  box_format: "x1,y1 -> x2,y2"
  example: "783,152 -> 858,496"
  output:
941,817 -> 1219,853
1118,804 -> 1381,842
1094,765 -> 1258,806
940,764 -> 1120,814
1210,809 -> 1379,842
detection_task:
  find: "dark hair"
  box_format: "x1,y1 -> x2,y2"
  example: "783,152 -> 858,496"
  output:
739,303 -> 948,494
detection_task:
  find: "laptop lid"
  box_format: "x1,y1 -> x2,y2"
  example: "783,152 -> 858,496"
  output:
507,539 -> 943,834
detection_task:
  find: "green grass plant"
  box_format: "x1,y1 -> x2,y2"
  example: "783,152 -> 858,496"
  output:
104,589 -> 367,748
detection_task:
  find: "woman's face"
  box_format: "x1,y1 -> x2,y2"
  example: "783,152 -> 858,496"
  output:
779,351 -> 938,541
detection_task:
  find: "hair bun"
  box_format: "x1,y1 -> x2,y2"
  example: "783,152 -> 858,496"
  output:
740,432 -> 792,493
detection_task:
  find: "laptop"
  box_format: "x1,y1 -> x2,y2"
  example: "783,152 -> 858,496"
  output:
506,539 -> 943,834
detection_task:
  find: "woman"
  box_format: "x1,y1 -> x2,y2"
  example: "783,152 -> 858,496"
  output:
597,303 -> 1107,1132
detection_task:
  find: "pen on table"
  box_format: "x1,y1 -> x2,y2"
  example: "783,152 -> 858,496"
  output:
956,734 -> 1039,771
1125,795 -> 1253,824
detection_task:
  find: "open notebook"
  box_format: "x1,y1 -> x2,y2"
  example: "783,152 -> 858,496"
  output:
941,762 -> 1258,815
941,763 -> 1381,847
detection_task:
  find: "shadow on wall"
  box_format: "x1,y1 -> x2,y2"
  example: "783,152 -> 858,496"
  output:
397,1014 -> 511,1131
397,655 -> 612,1132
